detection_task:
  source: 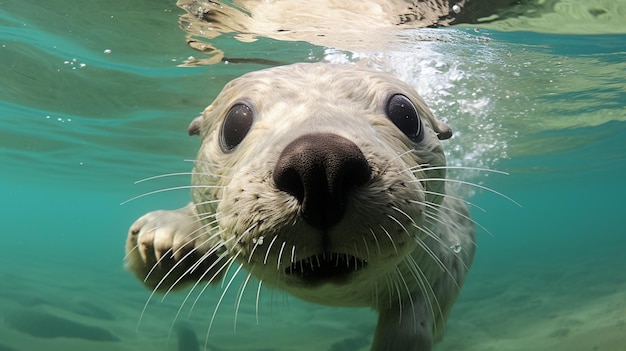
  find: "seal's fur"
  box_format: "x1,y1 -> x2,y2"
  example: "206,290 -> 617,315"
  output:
126,63 -> 475,350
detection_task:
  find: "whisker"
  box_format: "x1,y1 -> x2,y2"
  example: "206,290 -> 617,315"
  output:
423,212 -> 477,253
138,232 -> 215,332
133,172 -> 197,184
379,149 -> 419,174
206,257 -> 244,348
379,225 -> 398,254
263,235 -> 279,265
144,238 -> 227,334
143,247 -> 171,284
390,271 -> 403,323
255,279 -> 263,325
409,164 -> 509,176
161,229 -> 225,298
188,250 -> 237,318
386,214 -> 414,247
166,250 -> 231,333
388,210 -> 452,288
144,219 -> 218,285
193,199 -> 222,209
417,199 -> 493,238
248,239 -> 261,264
422,189 -> 487,213
395,266 -> 416,327
403,255 -> 443,335
362,237 -> 371,262
368,227 -> 382,255
353,242 -> 360,270
424,215 -> 472,275
390,206 -> 417,227
185,238 -> 237,315
404,220 -> 460,289
234,271 -> 253,333
290,245 -> 296,264
392,205 -> 471,275
163,251 -> 221,342
121,185 -> 225,205
413,178 -> 521,207
277,241 -> 287,271
386,211 -> 449,271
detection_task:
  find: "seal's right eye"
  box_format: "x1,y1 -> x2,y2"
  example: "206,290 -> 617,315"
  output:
220,103 -> 254,152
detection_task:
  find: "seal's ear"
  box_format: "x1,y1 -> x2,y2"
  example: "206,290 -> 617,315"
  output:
188,115 -> 203,136
434,120 -> 453,140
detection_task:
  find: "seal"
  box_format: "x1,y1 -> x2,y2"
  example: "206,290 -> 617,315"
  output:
125,63 -> 475,351
176,0 -> 522,64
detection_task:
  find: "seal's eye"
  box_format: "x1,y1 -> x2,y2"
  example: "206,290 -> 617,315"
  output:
220,103 -> 254,152
385,94 -> 424,143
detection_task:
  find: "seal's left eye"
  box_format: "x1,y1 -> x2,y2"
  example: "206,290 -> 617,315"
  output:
385,94 -> 424,143
220,103 -> 254,152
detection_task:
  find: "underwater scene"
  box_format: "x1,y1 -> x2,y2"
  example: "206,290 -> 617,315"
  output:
1,0 -> 625,350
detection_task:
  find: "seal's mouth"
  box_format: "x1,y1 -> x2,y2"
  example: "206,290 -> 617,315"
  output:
285,252 -> 367,283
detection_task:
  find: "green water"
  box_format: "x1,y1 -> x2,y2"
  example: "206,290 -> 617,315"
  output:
1,1 -> 625,350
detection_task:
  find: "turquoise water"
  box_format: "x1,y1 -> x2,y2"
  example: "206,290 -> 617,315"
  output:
1,1 -> 625,350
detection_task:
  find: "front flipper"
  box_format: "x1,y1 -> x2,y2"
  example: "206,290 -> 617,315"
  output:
125,203 -> 224,291
371,300 -> 434,351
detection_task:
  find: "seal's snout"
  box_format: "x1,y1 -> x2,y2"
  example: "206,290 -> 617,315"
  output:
273,133 -> 371,230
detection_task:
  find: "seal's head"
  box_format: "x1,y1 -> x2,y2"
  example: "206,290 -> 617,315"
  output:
189,63 -> 453,306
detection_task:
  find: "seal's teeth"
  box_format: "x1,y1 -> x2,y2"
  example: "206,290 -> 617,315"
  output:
285,252 -> 367,279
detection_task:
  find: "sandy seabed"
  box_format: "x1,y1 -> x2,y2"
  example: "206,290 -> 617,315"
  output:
1,249 -> 624,351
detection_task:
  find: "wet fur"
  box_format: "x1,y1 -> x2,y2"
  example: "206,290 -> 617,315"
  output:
126,63 -> 475,351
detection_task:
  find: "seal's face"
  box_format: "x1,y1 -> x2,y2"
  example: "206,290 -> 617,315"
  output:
190,63 -> 451,306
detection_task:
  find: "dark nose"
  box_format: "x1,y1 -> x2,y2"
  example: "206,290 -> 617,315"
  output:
273,133 -> 371,230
